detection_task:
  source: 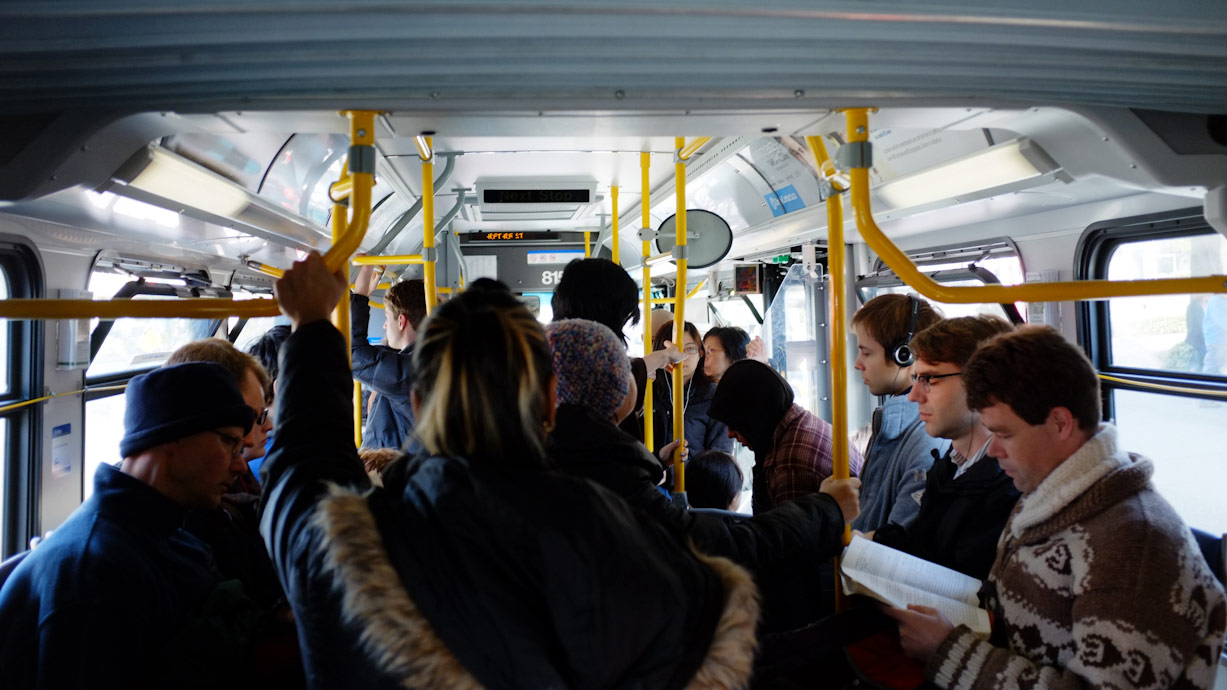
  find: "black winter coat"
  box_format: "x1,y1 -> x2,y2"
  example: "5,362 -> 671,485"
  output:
873,447 -> 1021,580
260,322 -> 759,690
548,403 -> 849,632
350,294 -> 415,450
651,375 -> 733,457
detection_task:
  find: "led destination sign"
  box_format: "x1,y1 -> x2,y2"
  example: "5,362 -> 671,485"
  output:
482,189 -> 591,204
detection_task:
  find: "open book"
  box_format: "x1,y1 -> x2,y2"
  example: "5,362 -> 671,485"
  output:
840,535 -> 991,635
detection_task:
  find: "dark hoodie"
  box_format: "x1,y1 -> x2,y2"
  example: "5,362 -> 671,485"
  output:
708,360 -> 796,514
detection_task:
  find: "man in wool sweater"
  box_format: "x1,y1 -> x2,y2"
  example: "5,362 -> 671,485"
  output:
885,325 -> 1227,690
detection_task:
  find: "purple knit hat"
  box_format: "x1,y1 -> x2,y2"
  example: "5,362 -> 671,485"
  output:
545,319 -> 633,420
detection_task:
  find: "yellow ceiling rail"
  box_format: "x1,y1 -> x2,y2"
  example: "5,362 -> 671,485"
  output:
351,255 -> 424,266
808,134 -> 853,555
1098,373 -> 1227,398
0,111 -> 380,321
677,137 -> 712,161
671,137 -> 689,492
685,278 -> 707,299
843,108 -> 1227,302
246,260 -> 285,278
329,176 -> 354,203
641,152 -> 655,452
0,383 -> 128,413
422,136 -> 438,316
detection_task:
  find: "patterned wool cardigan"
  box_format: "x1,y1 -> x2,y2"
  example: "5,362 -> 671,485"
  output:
926,424 -> 1227,690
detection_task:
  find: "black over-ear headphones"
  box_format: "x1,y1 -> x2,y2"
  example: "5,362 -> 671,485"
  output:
889,294 -> 921,367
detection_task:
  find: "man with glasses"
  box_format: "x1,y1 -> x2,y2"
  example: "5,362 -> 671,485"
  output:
885,326 -> 1226,690
0,363 -> 259,689
863,315 -> 1020,580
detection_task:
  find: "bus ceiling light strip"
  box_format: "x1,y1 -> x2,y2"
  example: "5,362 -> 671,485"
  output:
871,138 -> 1060,209
840,108 -> 1227,303
112,146 -> 250,217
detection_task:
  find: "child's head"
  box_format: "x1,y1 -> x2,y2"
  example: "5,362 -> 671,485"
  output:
686,450 -> 743,511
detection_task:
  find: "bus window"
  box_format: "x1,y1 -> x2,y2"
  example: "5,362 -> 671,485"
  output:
83,394 -> 125,501
1093,230 -> 1227,533
858,240 -> 1025,322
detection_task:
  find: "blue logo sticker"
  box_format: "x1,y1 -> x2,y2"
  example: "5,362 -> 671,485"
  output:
765,184 -> 806,217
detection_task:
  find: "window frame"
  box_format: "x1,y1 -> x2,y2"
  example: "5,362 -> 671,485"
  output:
1075,207 -> 1227,419
0,235 -> 44,558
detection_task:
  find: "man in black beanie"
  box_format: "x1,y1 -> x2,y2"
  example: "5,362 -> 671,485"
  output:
0,362 -> 258,690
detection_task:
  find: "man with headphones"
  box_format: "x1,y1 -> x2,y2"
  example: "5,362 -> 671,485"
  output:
848,293 -> 948,534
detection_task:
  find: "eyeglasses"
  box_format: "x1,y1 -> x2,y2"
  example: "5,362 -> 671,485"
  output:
209,430 -> 245,458
253,408 -> 269,425
682,345 -> 700,355
911,371 -> 961,393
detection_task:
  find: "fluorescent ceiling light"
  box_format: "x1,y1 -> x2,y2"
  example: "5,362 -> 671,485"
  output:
874,138 -> 1059,209
119,146 -> 250,218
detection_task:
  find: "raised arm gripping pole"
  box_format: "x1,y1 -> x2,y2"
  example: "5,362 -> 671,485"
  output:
843,109 -> 1227,302
641,152 -> 655,451
671,137 -> 690,493
808,135 -> 853,558
0,110 -> 381,320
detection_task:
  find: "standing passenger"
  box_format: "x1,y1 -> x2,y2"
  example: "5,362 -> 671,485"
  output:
709,360 -> 863,514
350,263 -> 426,450
262,254 -> 761,689
651,320 -> 733,458
849,294 -> 947,532
0,364 -> 257,689
886,326 -> 1227,689
702,326 -> 750,383
868,315 -> 1021,579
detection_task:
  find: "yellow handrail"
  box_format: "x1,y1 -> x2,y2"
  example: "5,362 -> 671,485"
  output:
641,152 -> 654,452
677,137 -> 712,161
808,134 -> 853,552
0,110 -> 381,321
612,185 -> 621,266
1098,373 -> 1227,398
686,278 -> 707,299
351,255 -> 424,266
422,136 -> 438,316
584,231 -> 592,258
0,384 -> 127,414
248,261 -> 285,278
843,108 -> 1227,302
672,137 -> 689,492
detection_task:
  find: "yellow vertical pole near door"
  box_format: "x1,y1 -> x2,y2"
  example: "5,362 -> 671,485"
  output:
584,232 -> 591,258
338,111 -> 377,449
611,185 -> 621,266
422,137 -> 438,316
807,135 -> 851,542
671,138 -> 688,493
641,153 -> 654,451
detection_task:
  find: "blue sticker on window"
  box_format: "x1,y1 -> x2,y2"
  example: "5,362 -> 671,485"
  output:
764,184 -> 806,217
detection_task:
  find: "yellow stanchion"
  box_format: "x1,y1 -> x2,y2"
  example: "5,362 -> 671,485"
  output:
584,231 -> 591,258
641,152 -> 655,452
612,185 -> 621,266
422,136 -> 438,316
353,382 -> 363,449
672,137 -> 689,492
351,255 -> 424,266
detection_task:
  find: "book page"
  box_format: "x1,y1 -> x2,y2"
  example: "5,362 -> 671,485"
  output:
846,570 -> 991,634
841,536 -> 981,605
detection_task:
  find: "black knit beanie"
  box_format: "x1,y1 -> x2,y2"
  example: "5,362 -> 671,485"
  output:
120,362 -> 255,458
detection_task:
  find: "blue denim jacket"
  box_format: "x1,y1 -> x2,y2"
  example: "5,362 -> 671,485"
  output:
850,392 -> 948,532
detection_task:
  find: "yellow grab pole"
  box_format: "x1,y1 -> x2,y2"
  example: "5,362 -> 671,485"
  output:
672,137 -> 689,492
677,137 -> 712,161
422,136 -> 438,316
330,153 -> 359,448
354,383 -> 364,449
584,231 -> 591,258
641,152 -> 654,452
611,185 -> 621,266
247,261 -> 285,278
322,111 -> 376,274
351,255 -> 424,266
686,278 -> 707,299
843,109 -> 1227,302
808,135 -> 852,548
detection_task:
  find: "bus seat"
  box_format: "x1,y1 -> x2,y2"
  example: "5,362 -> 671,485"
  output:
1190,528 -> 1225,586
0,550 -> 30,588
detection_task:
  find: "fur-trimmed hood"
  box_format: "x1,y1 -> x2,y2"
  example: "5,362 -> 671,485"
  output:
311,483 -> 761,690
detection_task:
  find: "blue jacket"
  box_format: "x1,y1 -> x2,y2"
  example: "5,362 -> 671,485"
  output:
0,464 -> 257,690
350,293 -> 416,450
850,393 -> 948,532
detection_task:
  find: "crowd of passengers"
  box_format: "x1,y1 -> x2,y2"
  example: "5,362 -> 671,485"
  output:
0,254 -> 1223,690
